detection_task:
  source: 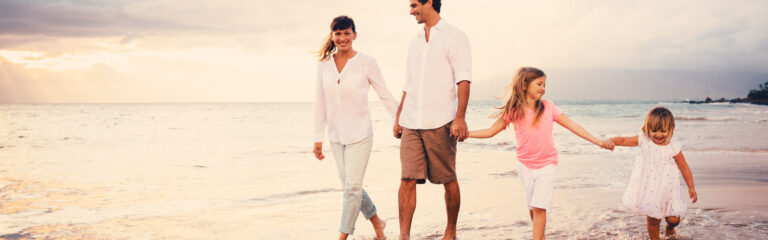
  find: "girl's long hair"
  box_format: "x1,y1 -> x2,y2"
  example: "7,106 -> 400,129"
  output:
316,15 -> 356,61
641,106 -> 675,141
495,67 -> 547,128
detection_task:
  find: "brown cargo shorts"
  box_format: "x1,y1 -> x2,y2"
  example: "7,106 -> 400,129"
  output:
400,121 -> 457,184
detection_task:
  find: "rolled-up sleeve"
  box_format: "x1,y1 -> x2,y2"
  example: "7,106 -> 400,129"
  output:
448,31 -> 472,84
313,63 -> 326,142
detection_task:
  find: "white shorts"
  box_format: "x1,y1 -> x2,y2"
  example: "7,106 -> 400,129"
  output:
517,161 -> 557,210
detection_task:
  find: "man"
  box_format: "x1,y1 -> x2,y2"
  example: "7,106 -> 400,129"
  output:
393,0 -> 471,239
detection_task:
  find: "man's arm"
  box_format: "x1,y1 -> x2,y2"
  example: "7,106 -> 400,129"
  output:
448,30 -> 472,142
451,81 -> 470,141
393,92 -> 407,138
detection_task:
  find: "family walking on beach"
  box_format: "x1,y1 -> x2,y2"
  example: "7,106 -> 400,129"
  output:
312,1 -> 698,240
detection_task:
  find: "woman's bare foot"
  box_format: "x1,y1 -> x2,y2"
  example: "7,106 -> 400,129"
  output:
371,215 -> 387,239
338,232 -> 349,240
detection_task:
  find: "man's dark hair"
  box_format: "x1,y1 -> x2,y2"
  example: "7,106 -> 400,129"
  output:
418,0 -> 441,13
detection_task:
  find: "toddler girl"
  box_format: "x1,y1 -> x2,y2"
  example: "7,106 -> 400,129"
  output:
609,106 -> 697,240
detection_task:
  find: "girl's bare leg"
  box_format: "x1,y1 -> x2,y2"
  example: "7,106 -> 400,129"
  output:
532,207 -> 547,240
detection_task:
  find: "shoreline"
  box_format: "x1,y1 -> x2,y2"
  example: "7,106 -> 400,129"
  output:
682,98 -> 768,106
1,150 -> 767,239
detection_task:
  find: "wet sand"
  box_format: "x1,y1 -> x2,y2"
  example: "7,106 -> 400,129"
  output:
2,150 -> 767,239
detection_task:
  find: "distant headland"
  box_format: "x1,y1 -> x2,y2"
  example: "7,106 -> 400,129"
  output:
683,81 -> 768,105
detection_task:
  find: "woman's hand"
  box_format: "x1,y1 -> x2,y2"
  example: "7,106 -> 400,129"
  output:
313,142 -> 325,160
689,188 -> 698,203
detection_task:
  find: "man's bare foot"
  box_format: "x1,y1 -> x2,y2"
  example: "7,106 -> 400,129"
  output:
441,231 -> 456,240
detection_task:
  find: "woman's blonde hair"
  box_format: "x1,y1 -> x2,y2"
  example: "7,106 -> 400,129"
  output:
641,106 -> 676,140
495,67 -> 547,127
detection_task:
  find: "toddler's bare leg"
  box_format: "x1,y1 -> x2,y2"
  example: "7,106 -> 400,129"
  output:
646,216 -> 662,240
664,216 -> 681,239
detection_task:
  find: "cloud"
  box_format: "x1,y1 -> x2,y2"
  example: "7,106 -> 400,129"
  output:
0,0 -> 766,103
0,55 -> 141,103
0,0 -> 361,39
0,0 -> 146,38
0,46 -> 319,103
474,69 -> 768,101
453,0 -> 768,73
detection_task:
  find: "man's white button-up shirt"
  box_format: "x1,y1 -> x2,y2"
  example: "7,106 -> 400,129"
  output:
400,19 -> 472,130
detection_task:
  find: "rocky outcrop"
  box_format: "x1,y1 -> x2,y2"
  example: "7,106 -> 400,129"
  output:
684,81 -> 768,105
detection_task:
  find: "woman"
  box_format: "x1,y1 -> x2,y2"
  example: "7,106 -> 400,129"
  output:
313,15 -> 397,240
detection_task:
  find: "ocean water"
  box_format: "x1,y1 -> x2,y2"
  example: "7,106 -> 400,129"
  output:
0,101 -> 767,239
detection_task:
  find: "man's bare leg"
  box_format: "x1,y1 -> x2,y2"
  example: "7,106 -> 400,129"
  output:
399,180 -> 417,240
442,180 -> 460,240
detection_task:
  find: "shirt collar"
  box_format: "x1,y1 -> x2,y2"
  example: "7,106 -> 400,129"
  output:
417,18 -> 447,38
433,18 -> 446,30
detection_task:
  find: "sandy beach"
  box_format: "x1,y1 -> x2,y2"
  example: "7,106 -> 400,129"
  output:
2,150 -> 767,239
1,102 -> 767,239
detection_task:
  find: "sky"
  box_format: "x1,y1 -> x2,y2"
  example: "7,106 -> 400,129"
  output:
0,0 -> 767,103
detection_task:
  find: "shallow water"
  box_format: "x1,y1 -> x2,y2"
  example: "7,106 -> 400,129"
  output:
1,101 -> 767,239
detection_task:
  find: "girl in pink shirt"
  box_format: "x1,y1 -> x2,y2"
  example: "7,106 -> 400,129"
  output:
468,67 -> 614,240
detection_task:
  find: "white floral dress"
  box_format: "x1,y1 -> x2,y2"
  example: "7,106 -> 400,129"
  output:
622,133 -> 688,219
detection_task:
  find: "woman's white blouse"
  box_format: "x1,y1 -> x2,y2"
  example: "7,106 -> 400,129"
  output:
314,52 -> 399,144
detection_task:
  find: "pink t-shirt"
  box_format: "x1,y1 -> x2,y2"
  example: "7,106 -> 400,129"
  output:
504,100 -> 562,169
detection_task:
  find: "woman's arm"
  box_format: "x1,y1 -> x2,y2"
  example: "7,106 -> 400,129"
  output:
674,151 -> 698,203
468,117 -> 507,139
556,114 -> 614,150
609,135 -> 639,147
313,64 -> 327,160
367,58 -> 399,119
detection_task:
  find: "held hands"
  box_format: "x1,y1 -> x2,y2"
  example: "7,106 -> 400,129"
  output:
451,118 -> 469,142
313,142 -> 325,160
598,139 -> 615,151
689,188 -> 698,203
